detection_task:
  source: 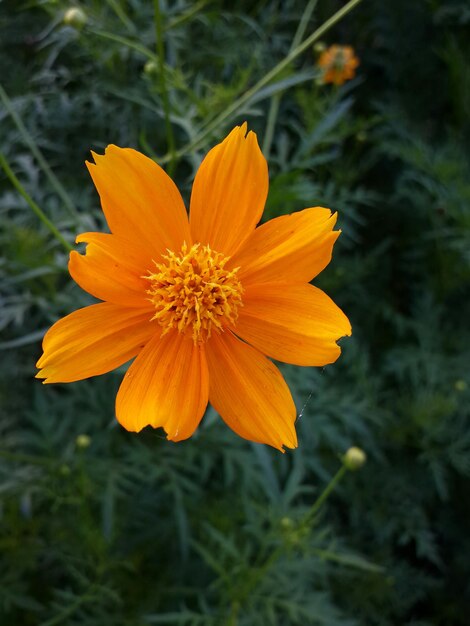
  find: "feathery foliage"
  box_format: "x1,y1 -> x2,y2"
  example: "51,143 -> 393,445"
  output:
1,0 -> 469,624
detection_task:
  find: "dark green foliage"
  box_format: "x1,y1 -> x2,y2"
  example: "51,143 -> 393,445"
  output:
1,0 -> 469,624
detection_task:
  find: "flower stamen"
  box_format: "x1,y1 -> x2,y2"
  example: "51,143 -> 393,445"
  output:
145,242 -> 243,343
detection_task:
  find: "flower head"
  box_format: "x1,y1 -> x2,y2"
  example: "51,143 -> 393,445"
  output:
36,124 -> 351,451
63,7 -> 87,29
343,446 -> 366,471
317,44 -> 359,86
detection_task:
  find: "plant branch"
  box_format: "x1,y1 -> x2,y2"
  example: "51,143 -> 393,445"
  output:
161,0 -> 363,162
153,0 -> 177,175
0,152 -> 72,253
0,84 -> 77,217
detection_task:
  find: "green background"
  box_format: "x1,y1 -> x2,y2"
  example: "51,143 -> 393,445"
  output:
1,0 -> 469,624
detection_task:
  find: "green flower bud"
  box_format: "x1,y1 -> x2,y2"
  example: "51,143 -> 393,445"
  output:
455,380 -> 467,392
144,60 -> 158,76
75,433 -> 91,449
343,446 -> 366,471
63,7 -> 87,29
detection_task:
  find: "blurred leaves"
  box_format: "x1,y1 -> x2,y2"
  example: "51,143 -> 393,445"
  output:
1,0 -> 469,625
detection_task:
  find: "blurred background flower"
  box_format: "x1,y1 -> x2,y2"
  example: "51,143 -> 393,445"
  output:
316,44 -> 360,85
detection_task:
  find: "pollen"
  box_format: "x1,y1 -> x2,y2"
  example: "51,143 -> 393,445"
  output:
145,242 -> 243,343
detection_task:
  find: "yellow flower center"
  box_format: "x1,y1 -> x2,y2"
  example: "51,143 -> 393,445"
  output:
145,242 -> 243,344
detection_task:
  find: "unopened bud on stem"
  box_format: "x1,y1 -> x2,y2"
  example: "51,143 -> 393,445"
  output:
75,433 -> 91,449
63,7 -> 87,29
343,446 -> 366,471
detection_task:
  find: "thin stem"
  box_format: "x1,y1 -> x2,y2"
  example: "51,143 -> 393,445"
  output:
165,0 -> 208,31
0,84 -> 77,217
292,0 -> 320,50
153,0 -> 176,176
262,93 -> 281,158
229,459 -> 349,617
88,28 -> 157,61
263,0 -> 319,157
258,464 -> 348,579
89,2 -> 207,50
228,601 -> 239,626
0,152 -> 73,253
104,0 -> 135,32
0,449 -> 54,466
301,465 -> 347,528
88,2 -> 209,60
161,0 -> 363,162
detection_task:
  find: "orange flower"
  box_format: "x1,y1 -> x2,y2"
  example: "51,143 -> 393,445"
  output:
317,44 -> 359,86
36,125 -> 351,451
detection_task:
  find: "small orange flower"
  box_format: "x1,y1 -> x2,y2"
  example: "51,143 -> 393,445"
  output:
36,125 -> 351,451
317,44 -> 359,85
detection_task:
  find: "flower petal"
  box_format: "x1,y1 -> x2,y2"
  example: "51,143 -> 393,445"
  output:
69,232 -> 155,308
229,207 -> 339,284
36,303 -> 155,383
235,283 -> 351,366
189,124 -> 268,256
116,330 -> 209,441
206,331 -> 297,451
86,145 -> 191,259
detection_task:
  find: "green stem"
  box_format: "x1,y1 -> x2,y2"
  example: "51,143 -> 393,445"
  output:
262,94 -> 281,158
228,601 -> 239,626
153,0 -> 176,176
0,449 -> 54,466
0,152 -> 72,253
88,28 -> 157,61
88,2 -> 209,59
231,459 -> 349,618
88,4 -> 207,110
166,0 -> 208,31
161,0 -> 362,162
301,465 -> 347,528
262,0 -> 319,157
292,0 -> 320,50
104,0 -> 135,31
0,84 -> 77,217
257,466 -> 347,577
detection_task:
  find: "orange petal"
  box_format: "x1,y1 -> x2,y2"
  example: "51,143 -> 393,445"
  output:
206,331 -> 297,451
86,145 -> 191,259
229,207 -> 339,284
69,232 -> 155,308
189,124 -> 268,256
116,330 -> 209,440
235,283 -> 351,366
36,303 -> 155,383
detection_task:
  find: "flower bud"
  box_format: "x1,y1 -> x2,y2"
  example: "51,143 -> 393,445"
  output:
75,433 -> 91,449
63,7 -> 87,29
455,380 -> 467,392
343,446 -> 366,471
59,463 -> 71,476
144,60 -> 158,76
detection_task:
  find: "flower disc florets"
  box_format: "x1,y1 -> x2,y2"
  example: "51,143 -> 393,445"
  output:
145,242 -> 243,343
